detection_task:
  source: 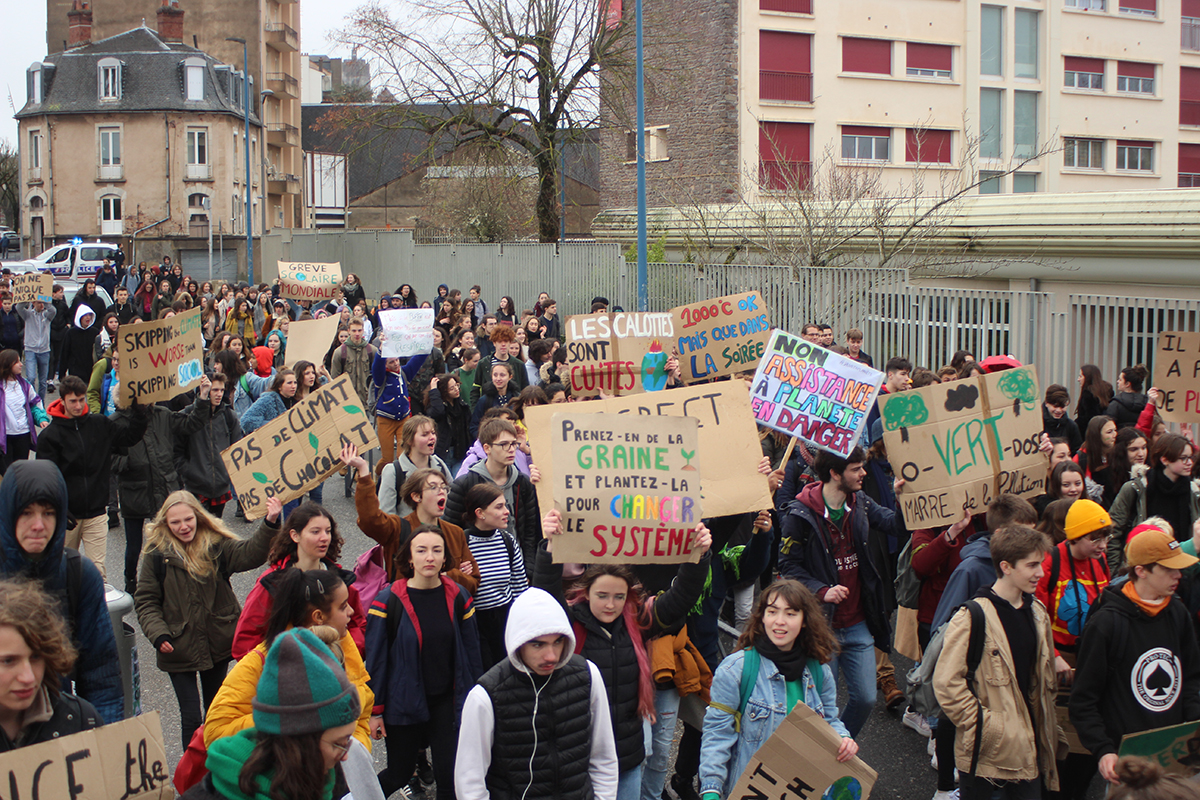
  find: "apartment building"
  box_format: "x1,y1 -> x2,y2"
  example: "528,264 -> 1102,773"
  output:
599,0 -> 1200,206
17,6 -> 261,278
48,0 -> 304,231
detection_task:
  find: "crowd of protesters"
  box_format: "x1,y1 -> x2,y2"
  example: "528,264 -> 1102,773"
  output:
0,268 -> 1191,800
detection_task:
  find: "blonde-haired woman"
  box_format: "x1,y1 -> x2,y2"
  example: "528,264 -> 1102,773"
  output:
134,490 -> 282,749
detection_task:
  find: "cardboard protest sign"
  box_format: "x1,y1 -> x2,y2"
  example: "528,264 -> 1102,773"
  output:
284,314 -> 342,371
672,292 -> 771,382
278,260 -> 342,301
526,382 -> 772,519
1152,332 -> 1200,423
117,307 -> 204,408
1118,720 -> 1200,778
0,710 -> 172,799
880,365 -> 1045,528
11,271 -> 52,304
728,702 -> 877,800
548,412 -> 701,564
222,374 -> 380,519
379,308 -> 435,358
750,329 -> 884,457
564,312 -> 675,398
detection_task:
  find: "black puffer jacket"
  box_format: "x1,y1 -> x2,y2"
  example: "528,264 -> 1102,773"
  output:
0,691 -> 100,751
176,397 -> 242,499
427,385 -> 470,464
1106,391 -> 1148,429
533,543 -> 710,771
1042,405 -> 1083,454
479,656 -> 595,800
112,397 -> 210,518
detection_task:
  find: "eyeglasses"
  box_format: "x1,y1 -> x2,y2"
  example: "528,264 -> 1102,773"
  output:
488,440 -> 520,450
327,735 -> 352,758
1180,455 -> 1196,463
423,484 -> 449,495
1086,532 -> 1112,543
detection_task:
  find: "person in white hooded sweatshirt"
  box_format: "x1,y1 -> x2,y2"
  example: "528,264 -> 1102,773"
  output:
455,587 -> 619,800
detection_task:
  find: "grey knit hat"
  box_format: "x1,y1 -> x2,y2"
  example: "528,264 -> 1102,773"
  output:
252,627 -> 360,736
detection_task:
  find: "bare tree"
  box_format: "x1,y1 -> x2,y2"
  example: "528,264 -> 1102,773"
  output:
333,0 -> 631,242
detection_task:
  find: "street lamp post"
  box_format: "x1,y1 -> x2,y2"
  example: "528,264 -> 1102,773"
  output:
226,37 -> 253,284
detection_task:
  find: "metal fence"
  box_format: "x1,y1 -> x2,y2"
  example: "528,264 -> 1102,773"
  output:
265,230 -> 1200,404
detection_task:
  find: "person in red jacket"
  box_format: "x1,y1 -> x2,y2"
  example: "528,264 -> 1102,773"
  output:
910,511 -> 974,649
231,502 -> 367,659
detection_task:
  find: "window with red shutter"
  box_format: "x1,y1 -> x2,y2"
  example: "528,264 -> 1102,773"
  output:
760,31 -> 813,102
1179,143 -> 1200,186
760,0 -> 813,13
1065,56 -> 1105,90
1182,68 -> 1200,125
1117,61 -> 1155,93
1119,0 -> 1156,15
842,38 -> 892,75
905,129 -> 953,163
841,126 -> 891,160
906,43 -> 952,78
759,122 -> 811,190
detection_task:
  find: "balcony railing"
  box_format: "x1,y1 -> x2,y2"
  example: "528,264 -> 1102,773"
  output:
760,0 -> 811,12
266,72 -> 299,97
97,164 -> 123,181
184,163 -> 212,180
268,172 -> 301,192
1182,100 -> 1200,126
267,122 -> 299,146
1185,18 -> 1200,51
1180,173 -> 1200,187
759,160 -> 812,192
265,23 -> 298,52
759,71 -> 813,103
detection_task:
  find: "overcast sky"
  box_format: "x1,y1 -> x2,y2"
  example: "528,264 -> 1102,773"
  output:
0,2 -> 358,148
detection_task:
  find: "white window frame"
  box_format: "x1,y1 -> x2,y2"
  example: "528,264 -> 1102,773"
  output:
623,126 -> 670,163
1117,75 -> 1154,94
906,66 -> 951,79
186,128 -> 211,180
27,130 -> 41,174
27,65 -> 41,105
185,57 -> 205,101
98,126 -> 122,180
1064,137 -> 1105,169
97,58 -> 121,101
100,195 -> 123,235
1066,0 -> 1106,9
1118,1 -> 1156,15
1065,70 -> 1104,90
1116,143 -> 1154,171
1014,9 -> 1039,80
841,133 -> 891,161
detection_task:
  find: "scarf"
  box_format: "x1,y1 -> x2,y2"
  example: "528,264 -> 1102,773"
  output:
1146,466 -> 1192,544
207,728 -> 336,800
753,632 -> 808,682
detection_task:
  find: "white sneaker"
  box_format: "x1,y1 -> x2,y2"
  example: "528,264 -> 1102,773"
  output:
927,737 -> 936,756
932,790 -> 959,800
930,751 -> 938,771
903,709 -> 932,737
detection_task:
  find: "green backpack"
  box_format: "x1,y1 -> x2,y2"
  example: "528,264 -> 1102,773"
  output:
716,647 -> 823,732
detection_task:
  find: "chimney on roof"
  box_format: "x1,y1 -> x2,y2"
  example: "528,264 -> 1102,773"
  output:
157,0 -> 184,43
67,0 -> 93,49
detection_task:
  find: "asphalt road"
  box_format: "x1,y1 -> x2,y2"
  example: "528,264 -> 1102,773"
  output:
108,471 -> 1105,800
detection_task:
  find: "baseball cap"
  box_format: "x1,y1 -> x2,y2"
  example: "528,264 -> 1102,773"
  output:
1125,527 -> 1200,569
1064,499 -> 1111,540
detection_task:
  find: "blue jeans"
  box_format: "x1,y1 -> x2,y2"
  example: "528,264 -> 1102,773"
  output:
24,350 -> 49,399
639,687 -> 680,800
829,620 -> 876,738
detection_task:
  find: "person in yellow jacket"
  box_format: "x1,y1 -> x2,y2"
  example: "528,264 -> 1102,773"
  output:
205,568 -> 374,750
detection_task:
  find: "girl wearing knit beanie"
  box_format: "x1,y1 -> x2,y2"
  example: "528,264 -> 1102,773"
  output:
181,627 -> 362,800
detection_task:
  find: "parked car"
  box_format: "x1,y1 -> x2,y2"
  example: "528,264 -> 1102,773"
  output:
0,230 -> 19,255
3,241 -> 120,282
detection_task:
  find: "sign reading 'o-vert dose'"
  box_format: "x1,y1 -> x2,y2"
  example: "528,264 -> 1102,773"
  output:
549,411 -> 702,564
222,375 -> 380,519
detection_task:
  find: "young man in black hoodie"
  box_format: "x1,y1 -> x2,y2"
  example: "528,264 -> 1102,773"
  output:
1042,384 -> 1083,455
106,285 -> 138,325
1070,523 -> 1200,786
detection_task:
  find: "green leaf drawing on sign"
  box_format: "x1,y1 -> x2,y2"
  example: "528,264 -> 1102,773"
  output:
996,369 -> 1038,415
309,432 -> 320,452
882,394 -> 928,431
252,472 -> 270,484
344,405 -> 362,415
681,449 -> 695,468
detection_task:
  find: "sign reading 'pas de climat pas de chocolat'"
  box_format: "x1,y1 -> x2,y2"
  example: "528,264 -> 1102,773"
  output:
222,375 -> 380,520
550,412 -> 702,564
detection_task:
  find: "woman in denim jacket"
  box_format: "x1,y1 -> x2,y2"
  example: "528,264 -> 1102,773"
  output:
700,579 -> 858,799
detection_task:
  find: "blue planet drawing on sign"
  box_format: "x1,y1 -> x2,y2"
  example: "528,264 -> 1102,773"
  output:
822,777 -> 862,800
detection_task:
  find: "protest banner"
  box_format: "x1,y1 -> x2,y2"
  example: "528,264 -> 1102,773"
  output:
284,314 -> 342,371
1152,331 -> 1200,423
11,271 -> 52,304
750,329 -> 884,457
526,382 -> 772,519
222,374 -> 380,519
0,710 -> 172,799
672,291 -> 771,382
1117,720 -> 1200,778
564,311 -> 676,398
548,412 -> 701,564
117,307 -> 204,408
880,365 -> 1045,528
378,308 -> 435,358
277,260 -> 342,302
727,702 -> 877,800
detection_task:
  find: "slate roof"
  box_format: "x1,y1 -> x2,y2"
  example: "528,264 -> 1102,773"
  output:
16,26 -> 260,123
301,103 -> 599,202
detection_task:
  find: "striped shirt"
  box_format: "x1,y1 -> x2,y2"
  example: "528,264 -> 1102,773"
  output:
468,528 -> 527,610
